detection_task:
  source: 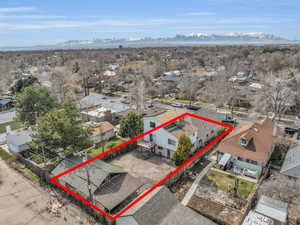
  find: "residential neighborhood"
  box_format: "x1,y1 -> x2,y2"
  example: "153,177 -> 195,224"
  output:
1,2 -> 300,225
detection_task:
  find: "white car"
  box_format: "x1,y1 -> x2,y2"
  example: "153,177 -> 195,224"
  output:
171,103 -> 184,108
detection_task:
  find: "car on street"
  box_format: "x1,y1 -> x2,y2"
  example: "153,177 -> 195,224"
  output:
284,127 -> 299,135
186,105 -> 200,111
171,103 -> 184,108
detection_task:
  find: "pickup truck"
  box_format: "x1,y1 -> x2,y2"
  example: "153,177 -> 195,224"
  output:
284,127 -> 299,135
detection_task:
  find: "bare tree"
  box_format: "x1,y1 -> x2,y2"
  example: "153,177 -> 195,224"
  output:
262,75 -> 295,121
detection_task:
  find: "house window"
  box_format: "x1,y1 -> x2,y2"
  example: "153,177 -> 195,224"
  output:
158,146 -> 163,150
150,121 -> 156,128
168,139 -> 176,146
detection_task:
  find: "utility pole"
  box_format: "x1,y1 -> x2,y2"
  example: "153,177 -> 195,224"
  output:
84,152 -> 93,204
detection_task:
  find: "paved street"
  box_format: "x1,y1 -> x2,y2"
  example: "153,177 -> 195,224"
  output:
0,159 -> 99,225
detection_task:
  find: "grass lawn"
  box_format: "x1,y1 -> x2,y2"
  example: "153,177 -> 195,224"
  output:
88,137 -> 126,157
0,147 -> 12,161
204,170 -> 256,199
0,120 -> 23,134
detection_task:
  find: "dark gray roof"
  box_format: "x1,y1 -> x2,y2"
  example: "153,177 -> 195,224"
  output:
123,186 -> 216,225
281,137 -> 300,178
6,129 -> 33,146
52,156 -> 125,197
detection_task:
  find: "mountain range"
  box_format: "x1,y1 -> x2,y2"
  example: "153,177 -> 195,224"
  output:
1,32 -> 297,51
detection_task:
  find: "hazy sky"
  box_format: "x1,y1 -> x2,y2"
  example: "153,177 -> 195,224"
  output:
1,0 -> 300,46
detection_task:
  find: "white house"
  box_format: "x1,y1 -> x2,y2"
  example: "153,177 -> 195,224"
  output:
143,111 -> 220,159
6,129 -> 34,154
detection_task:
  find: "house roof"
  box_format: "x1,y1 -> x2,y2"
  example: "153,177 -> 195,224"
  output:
217,118 -> 276,163
151,110 -> 180,124
242,211 -> 273,225
92,121 -> 114,136
122,186 -> 216,225
255,195 -> 288,223
6,129 -> 34,147
281,136 -> 300,178
94,173 -> 144,211
52,156 -> 125,197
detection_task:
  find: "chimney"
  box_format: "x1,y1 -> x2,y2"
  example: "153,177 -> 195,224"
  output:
272,125 -> 277,137
104,110 -> 113,123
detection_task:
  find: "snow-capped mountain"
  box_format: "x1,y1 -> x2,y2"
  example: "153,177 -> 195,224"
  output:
0,32 -> 293,51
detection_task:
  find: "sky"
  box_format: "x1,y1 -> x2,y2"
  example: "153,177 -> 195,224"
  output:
1,0 -> 300,46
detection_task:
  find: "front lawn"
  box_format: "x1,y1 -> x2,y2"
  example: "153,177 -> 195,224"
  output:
88,138 -> 126,157
0,120 -> 23,134
204,170 -> 256,199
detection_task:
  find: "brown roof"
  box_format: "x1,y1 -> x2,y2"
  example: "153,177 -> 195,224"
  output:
94,174 -> 144,211
92,121 -> 114,136
217,118 -> 277,163
151,111 -> 197,138
169,117 -> 198,138
153,110 -> 180,123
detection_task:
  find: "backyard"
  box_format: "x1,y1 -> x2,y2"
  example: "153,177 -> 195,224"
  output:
88,137 -> 125,157
203,169 -> 256,199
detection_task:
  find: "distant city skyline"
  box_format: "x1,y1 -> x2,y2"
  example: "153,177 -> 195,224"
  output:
1,0 -> 300,46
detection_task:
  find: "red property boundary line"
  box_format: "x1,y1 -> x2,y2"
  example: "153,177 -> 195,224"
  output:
50,112 -> 234,220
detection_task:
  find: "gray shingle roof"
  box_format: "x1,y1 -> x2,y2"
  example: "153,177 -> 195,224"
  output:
79,93 -> 129,113
52,156 -> 125,196
281,137 -> 300,178
123,186 -> 216,225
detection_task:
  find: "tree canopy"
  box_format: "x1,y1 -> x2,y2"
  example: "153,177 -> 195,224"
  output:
16,86 -> 58,125
10,75 -> 38,94
31,95 -> 92,156
173,134 -> 192,166
119,112 -> 143,139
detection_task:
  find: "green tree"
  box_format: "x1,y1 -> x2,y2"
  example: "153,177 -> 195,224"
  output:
32,96 -> 92,156
173,134 -> 192,166
72,61 -> 80,73
16,86 -> 58,125
10,75 -> 38,94
119,112 -> 143,139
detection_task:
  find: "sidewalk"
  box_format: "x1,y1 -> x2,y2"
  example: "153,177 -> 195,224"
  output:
181,160 -> 216,206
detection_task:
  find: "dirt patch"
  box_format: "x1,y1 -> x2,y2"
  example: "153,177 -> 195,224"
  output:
110,151 -> 176,183
188,195 -> 243,225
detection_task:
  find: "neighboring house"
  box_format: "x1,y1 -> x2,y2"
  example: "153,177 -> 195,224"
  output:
242,210 -> 273,225
254,195 -> 288,225
116,186 -> 216,225
0,98 -> 14,111
242,196 -> 288,225
216,118 -> 277,179
80,94 -> 130,121
281,133 -> 300,179
91,121 -> 115,143
52,156 -> 144,214
143,111 -> 221,159
6,129 -> 34,154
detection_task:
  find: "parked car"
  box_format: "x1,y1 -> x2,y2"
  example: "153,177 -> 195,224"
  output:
284,127 -> 299,135
222,114 -> 237,124
186,105 -> 200,111
171,103 -> 184,108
